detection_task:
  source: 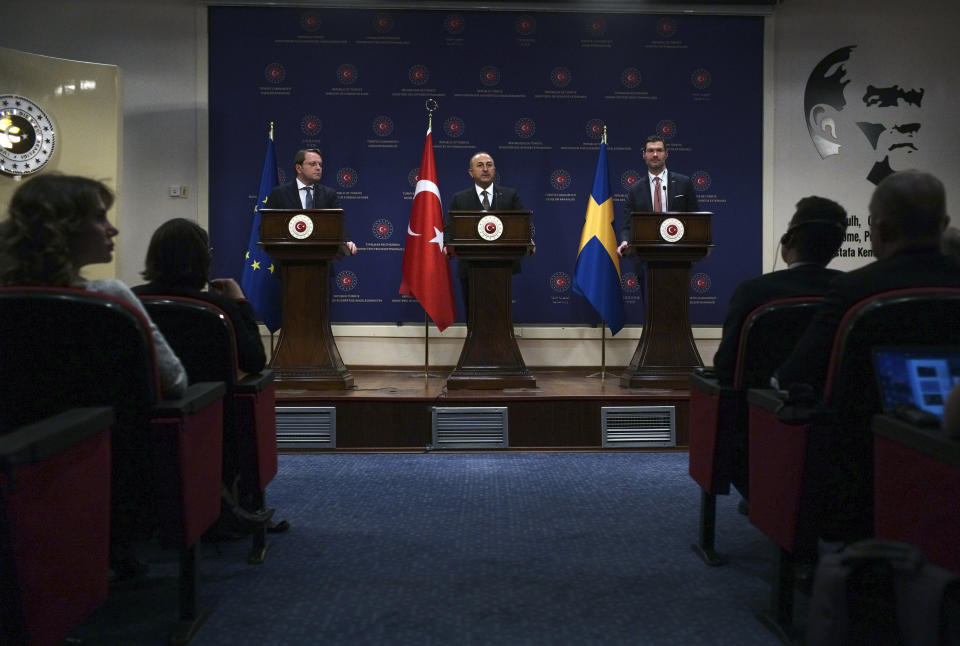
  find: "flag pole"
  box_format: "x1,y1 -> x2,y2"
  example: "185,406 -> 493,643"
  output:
601,319 -> 606,381
424,312 -> 430,380
584,125 -> 618,382
421,103 -> 433,381
411,98 -> 443,380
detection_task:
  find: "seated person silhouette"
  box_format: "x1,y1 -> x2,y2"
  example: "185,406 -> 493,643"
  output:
0,173 -> 189,580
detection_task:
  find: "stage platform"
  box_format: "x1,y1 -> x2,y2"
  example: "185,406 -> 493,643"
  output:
275,368 -> 691,451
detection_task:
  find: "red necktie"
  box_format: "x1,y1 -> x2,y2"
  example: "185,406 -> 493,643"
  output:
653,176 -> 662,212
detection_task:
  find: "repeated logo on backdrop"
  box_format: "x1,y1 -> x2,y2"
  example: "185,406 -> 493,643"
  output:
551,67 -> 572,88
372,219 -> 394,240
691,273 -> 712,294
550,169 -> 572,191
300,115 -> 321,137
372,116 -> 394,137
692,171 -> 712,192
480,66 -> 501,87
444,117 -> 466,138
337,64 -> 358,85
691,69 -> 712,90
264,63 -> 285,84
621,170 -> 641,191
336,270 -> 359,292
408,65 -> 430,86
444,14 -> 466,35
514,15 -> 536,36
337,168 -> 358,189
300,13 -> 322,32
514,118 -> 536,139
550,272 -> 571,293
657,18 -> 678,38
621,68 -> 642,89
657,120 -> 677,140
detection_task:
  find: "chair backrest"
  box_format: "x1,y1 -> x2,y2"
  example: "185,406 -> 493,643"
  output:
0,287 -> 159,432
825,288 -> 960,415
733,296 -> 825,389
819,287 -> 960,539
138,296 -> 238,389
1,407 -> 114,646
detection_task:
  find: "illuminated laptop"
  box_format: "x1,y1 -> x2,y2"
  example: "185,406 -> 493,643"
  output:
872,346 -> 960,424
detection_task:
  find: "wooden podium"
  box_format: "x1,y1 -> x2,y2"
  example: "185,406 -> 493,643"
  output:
446,210 -> 536,390
621,211 -> 714,389
259,208 -> 353,390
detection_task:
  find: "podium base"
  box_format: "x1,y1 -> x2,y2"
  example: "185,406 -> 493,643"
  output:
274,365 -> 354,391
620,366 -> 698,390
446,369 -> 536,390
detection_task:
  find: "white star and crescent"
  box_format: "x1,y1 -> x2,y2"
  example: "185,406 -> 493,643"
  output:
406,178 -> 441,238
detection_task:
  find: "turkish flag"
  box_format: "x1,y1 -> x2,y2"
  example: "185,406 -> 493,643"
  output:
399,128 -> 456,331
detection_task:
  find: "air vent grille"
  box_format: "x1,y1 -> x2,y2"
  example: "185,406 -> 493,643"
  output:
276,406 -> 336,449
432,407 -> 508,449
601,406 -> 676,448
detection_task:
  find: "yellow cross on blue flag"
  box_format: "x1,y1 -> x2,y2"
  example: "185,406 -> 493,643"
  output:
240,124 -> 282,332
573,137 -> 625,334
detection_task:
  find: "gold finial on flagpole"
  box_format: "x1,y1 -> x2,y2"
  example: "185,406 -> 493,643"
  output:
269,121 -> 274,141
425,98 -> 438,130
602,124 -> 607,145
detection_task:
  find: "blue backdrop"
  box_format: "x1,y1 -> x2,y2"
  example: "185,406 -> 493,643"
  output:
208,7 -> 763,327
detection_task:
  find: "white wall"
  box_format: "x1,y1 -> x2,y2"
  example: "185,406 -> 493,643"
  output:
771,0 -> 960,269
4,0 -> 204,286
5,0 -> 957,367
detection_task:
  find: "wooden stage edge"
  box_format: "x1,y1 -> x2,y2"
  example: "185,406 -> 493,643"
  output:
275,367 -> 692,451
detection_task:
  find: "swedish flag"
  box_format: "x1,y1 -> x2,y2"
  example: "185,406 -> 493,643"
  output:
573,138 -> 625,335
240,125 -> 282,332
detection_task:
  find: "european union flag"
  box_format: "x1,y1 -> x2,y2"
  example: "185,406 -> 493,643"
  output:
240,125 -> 282,332
573,138 -> 625,335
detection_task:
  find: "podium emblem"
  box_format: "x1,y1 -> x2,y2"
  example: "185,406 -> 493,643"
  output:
477,214 -> 504,241
288,214 -> 314,239
659,217 -> 685,243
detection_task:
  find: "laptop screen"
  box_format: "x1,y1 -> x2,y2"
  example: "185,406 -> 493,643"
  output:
872,346 -> 960,421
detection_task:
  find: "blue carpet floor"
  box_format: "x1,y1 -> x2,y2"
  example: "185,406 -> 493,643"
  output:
73,452 -> 788,645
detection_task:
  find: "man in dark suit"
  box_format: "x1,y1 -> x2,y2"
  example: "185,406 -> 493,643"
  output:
713,196 -> 847,504
775,170 -> 960,394
713,196 -> 848,385
772,171 -> 959,540
616,134 -> 700,257
444,151 -> 529,320
267,148 -> 356,255
446,151 -> 526,217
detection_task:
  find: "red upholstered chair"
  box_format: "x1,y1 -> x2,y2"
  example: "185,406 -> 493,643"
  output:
746,287 -> 960,641
0,287 -> 225,643
1,407 -> 114,646
873,414 -> 960,574
689,297 -> 824,565
139,295 -> 282,564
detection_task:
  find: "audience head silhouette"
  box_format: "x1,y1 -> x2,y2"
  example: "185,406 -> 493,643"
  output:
780,196 -> 848,266
0,174 -> 116,286
941,226 -> 960,262
868,169 -> 948,260
141,217 -> 211,290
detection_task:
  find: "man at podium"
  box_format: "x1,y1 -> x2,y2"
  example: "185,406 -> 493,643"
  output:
445,151 -> 529,317
616,134 -> 699,257
267,148 -> 357,255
